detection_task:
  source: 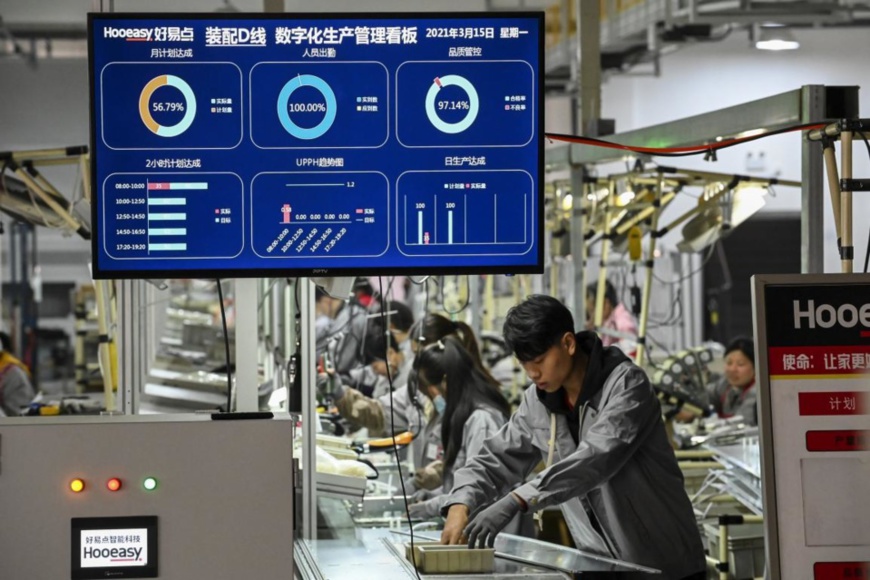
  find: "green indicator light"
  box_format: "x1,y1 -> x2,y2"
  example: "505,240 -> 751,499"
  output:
143,477 -> 158,491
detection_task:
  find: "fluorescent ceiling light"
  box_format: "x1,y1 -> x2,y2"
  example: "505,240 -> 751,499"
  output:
755,26 -> 799,51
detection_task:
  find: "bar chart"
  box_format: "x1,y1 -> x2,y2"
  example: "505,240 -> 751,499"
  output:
250,171 -> 389,258
397,170 -> 534,257
102,173 -> 244,260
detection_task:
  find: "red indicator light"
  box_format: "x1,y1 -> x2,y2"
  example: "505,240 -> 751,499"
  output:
107,478 -> 122,492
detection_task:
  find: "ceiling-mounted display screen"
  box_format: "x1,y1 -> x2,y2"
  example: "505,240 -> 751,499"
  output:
88,12 -> 544,279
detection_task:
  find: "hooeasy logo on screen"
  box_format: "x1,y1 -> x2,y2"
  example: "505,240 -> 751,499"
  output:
793,299 -> 870,329
83,546 -> 144,561
103,27 -> 154,41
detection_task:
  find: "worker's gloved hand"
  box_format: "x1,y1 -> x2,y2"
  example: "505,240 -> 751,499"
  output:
316,371 -> 345,402
465,493 -> 522,549
413,460 -> 444,490
408,499 -> 434,520
411,488 -> 436,503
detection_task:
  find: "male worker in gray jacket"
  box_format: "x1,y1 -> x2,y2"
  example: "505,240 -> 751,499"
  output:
441,295 -> 706,580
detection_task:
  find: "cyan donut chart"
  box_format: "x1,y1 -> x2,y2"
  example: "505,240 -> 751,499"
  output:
138,75 -> 197,138
277,74 -> 337,140
424,75 -> 480,134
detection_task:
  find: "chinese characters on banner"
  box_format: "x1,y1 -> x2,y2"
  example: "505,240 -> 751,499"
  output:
757,279 -> 870,580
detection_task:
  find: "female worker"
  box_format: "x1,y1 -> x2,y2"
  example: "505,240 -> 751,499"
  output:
707,337 -> 757,426
327,313 -> 496,489
407,336 -> 512,521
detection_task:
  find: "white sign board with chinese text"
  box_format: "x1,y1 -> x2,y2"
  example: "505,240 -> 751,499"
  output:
752,274 -> 870,580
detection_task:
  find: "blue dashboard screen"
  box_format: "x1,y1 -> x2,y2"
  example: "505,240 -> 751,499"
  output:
88,13 -> 543,278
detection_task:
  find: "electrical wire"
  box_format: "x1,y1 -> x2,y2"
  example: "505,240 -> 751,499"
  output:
545,121 -> 827,158
378,276 -> 423,580
216,278 -> 233,413
653,240 -> 719,286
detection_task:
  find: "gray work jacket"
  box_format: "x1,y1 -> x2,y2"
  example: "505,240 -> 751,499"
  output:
415,406 -> 506,518
447,361 -> 706,580
706,376 -> 758,426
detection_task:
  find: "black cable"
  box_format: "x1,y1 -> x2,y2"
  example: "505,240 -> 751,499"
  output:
865,221 -> 870,274
858,132 -> 870,273
216,279 -> 233,413
378,276 -> 423,580
858,131 -> 870,161
653,240 -> 718,286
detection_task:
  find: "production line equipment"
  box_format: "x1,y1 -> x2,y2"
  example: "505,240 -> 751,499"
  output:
0,414 -> 294,579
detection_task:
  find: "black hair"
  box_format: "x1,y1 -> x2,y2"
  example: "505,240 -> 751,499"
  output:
413,336 -> 510,472
503,294 -> 575,362
725,336 -> 755,366
407,313 -> 497,386
353,277 -> 374,296
586,279 -> 618,307
362,320 -> 398,365
382,300 -> 414,333
0,332 -> 10,353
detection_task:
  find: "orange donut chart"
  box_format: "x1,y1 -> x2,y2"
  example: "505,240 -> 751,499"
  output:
138,74 -> 197,137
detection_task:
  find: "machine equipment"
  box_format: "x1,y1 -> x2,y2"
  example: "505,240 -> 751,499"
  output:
0,413 -> 294,579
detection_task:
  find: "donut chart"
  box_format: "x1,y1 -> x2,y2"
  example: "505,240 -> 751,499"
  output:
424,74 -> 480,134
138,75 -> 197,138
276,74 -> 337,140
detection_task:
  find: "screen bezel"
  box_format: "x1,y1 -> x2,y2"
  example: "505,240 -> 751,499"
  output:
87,11 -> 545,280
71,515 -> 158,580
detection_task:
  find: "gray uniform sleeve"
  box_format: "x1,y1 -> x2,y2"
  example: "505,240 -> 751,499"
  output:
1,367 -> 34,416
444,395 -> 542,514
462,409 -> 504,462
513,367 -> 660,512
377,385 -> 414,433
419,409 -> 504,517
732,384 -> 758,426
704,376 -> 728,415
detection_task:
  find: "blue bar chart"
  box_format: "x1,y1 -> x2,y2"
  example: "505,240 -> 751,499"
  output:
102,173 -> 244,259
397,170 -> 534,257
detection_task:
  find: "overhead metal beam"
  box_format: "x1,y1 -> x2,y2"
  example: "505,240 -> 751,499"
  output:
547,88 -> 801,166
546,85 -> 859,167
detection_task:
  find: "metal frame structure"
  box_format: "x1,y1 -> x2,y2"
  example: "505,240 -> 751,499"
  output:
546,85 -> 860,289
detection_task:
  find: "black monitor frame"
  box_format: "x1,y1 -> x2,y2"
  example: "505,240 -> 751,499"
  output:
88,12 -> 545,280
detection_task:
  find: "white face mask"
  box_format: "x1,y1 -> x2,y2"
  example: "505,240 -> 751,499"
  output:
432,394 -> 446,415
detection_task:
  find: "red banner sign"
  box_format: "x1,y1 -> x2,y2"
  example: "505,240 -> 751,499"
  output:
806,430 -> 869,452
815,562 -> 870,580
769,346 -> 870,375
798,392 -> 867,416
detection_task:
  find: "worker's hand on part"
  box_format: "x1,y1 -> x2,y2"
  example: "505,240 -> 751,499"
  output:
464,493 -> 522,549
413,460 -> 444,490
440,504 -> 470,545
674,408 -> 697,423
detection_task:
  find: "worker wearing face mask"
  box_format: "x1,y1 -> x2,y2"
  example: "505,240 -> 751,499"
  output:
319,313 -> 495,489
407,337 -> 512,522
440,295 -> 705,580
